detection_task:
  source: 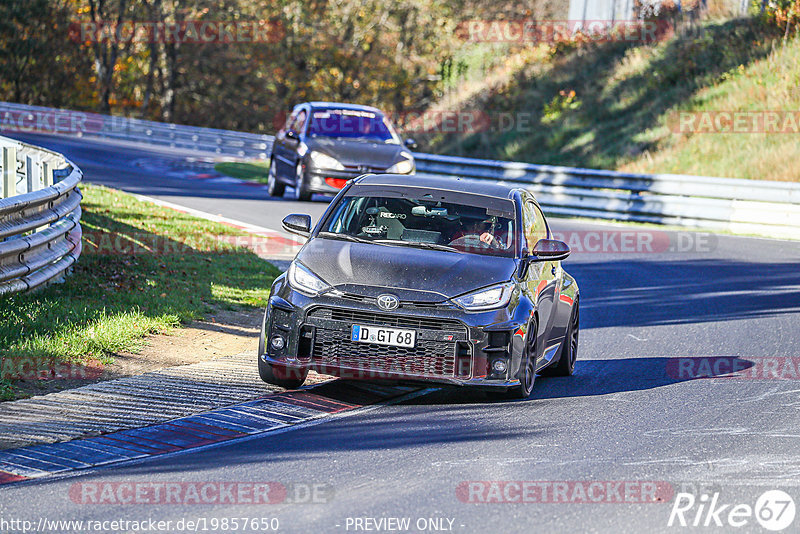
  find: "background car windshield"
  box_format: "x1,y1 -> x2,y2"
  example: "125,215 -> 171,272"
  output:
321,195 -> 516,257
308,110 -> 399,144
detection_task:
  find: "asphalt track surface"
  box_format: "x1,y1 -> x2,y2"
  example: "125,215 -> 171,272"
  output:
1,132 -> 799,533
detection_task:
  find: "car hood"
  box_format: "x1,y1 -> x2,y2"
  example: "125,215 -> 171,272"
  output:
296,238 -> 518,302
306,137 -> 408,168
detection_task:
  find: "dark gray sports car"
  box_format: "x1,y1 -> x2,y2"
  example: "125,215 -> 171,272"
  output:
258,174 -> 579,398
267,102 -> 416,201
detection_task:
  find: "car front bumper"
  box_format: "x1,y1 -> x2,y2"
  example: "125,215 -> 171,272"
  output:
305,165 -> 414,194
259,278 -> 530,390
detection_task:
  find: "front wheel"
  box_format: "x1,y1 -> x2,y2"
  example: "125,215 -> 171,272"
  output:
266,158 -> 285,197
291,163 -> 312,202
505,320 -> 537,399
541,299 -> 579,377
258,357 -> 308,389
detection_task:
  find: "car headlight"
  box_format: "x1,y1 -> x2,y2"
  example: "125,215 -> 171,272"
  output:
309,151 -> 344,170
386,152 -> 415,174
453,283 -> 514,311
288,262 -> 331,297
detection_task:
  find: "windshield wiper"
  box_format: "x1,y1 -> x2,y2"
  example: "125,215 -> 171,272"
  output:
374,239 -> 459,253
318,232 -> 373,244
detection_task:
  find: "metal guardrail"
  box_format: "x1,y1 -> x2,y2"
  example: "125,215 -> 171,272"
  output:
413,153 -> 800,239
0,101 -> 273,159
0,135 -> 83,295
1,101 -> 798,238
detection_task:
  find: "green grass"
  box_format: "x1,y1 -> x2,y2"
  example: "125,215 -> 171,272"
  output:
215,161 -> 270,183
425,16 -> 796,181
0,184 -> 281,399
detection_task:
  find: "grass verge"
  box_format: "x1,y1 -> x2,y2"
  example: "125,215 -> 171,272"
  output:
0,184 -> 281,400
214,161 -> 270,183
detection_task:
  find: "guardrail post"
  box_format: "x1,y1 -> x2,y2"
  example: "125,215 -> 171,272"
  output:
42,159 -> 53,188
2,146 -> 16,198
25,155 -> 35,194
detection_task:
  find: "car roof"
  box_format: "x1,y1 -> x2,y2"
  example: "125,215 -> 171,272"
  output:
353,173 -> 520,200
304,102 -> 384,114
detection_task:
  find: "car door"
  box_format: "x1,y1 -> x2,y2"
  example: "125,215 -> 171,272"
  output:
522,198 -> 558,365
531,203 -> 566,348
273,105 -> 307,180
285,107 -> 308,175
272,107 -> 297,179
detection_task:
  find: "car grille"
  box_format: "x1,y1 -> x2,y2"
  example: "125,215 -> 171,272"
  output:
305,307 -> 468,379
311,328 -> 457,377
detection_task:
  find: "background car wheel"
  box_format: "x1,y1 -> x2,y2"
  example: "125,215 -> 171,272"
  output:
504,320 -> 537,399
258,357 -> 308,389
292,163 -> 312,202
266,158 -> 285,197
541,299 -> 579,377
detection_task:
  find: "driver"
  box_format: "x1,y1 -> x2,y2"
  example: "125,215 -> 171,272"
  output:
450,218 -> 508,249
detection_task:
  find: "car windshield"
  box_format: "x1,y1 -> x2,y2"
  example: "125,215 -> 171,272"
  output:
308,109 -> 399,144
320,194 -> 517,257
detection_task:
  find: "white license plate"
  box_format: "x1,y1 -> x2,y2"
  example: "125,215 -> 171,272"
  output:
351,325 -> 416,348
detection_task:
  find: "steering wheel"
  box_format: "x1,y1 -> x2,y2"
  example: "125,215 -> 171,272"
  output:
448,234 -> 497,249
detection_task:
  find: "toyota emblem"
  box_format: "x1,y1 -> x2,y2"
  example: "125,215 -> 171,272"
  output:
377,294 -> 400,311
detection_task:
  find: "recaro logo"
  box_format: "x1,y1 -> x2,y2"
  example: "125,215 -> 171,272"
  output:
377,294 -> 400,311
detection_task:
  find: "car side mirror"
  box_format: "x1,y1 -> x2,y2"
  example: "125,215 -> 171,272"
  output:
404,138 -> 418,150
285,130 -> 300,140
531,239 -> 570,261
282,213 -> 312,237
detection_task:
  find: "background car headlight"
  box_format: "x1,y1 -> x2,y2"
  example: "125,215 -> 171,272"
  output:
453,283 -> 514,311
288,262 -> 331,296
386,153 -> 415,174
309,151 -> 345,170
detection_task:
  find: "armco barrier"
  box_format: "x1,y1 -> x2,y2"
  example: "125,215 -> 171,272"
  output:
412,153 -> 800,239
0,101 -> 272,159
0,135 -> 83,295
1,101 -> 797,238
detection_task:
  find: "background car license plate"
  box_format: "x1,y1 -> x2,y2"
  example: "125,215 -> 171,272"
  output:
351,325 -> 416,348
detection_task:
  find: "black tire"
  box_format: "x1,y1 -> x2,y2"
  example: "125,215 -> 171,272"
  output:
258,357 -> 308,389
266,158 -> 285,197
541,299 -> 579,377
504,320 -> 538,399
291,163 -> 312,202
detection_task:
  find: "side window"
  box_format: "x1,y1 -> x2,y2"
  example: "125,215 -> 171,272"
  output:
280,110 -> 297,136
532,203 -> 550,240
291,109 -> 308,134
523,201 -> 548,249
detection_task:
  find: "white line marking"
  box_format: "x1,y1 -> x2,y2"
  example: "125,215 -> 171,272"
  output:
129,192 -> 293,238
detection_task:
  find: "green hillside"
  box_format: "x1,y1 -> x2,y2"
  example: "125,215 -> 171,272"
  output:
424,16 -> 799,181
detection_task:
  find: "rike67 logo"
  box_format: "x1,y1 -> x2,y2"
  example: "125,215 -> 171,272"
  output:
669,489 -> 796,531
